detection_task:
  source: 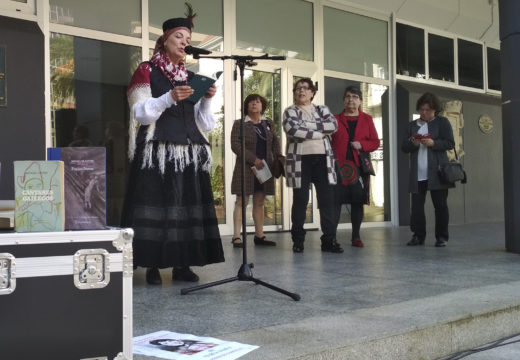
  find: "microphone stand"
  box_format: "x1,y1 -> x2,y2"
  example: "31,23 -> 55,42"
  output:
180,53 -> 300,301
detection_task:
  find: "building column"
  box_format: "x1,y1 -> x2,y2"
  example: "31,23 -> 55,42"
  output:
499,0 -> 520,253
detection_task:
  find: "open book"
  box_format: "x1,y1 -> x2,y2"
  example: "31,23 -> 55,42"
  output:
251,159 -> 272,184
188,71 -> 223,104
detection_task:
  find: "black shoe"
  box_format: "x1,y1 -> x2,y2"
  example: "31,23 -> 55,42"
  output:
172,267 -> 199,282
231,237 -> 243,248
407,235 -> 425,246
435,238 -> 448,247
254,236 -> 276,246
146,267 -> 162,285
292,243 -> 304,253
321,239 -> 344,253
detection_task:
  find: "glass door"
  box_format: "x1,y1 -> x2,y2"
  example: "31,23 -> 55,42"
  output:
235,67 -> 283,232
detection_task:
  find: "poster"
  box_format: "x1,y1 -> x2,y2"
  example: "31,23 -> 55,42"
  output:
133,330 -> 258,360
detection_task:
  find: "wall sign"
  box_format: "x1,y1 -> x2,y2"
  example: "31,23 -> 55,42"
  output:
0,46 -> 5,107
478,115 -> 493,134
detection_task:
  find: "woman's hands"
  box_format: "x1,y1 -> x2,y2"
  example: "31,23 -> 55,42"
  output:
350,141 -> 362,150
421,138 -> 434,147
170,86 -> 194,102
254,158 -> 264,169
170,84 -> 216,102
410,137 -> 434,147
204,84 -> 217,98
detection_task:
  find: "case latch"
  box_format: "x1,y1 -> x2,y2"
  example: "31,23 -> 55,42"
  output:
0,253 -> 15,295
73,249 -> 110,290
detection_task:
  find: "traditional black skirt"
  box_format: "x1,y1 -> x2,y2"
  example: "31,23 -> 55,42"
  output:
121,141 -> 225,268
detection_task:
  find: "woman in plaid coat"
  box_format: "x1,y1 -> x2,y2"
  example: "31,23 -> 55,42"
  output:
230,94 -> 282,247
283,78 -> 343,254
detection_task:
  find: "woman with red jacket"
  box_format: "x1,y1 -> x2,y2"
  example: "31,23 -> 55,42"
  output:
331,86 -> 380,247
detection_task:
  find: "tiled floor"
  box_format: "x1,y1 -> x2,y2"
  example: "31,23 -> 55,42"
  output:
132,222 -> 520,359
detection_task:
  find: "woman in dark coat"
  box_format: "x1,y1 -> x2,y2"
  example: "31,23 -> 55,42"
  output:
121,4 -> 224,285
230,94 -> 281,247
401,92 -> 455,247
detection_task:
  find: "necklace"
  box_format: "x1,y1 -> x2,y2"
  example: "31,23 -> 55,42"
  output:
253,123 -> 267,141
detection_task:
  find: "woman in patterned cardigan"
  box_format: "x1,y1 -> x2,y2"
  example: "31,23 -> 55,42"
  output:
230,94 -> 281,248
283,78 -> 343,254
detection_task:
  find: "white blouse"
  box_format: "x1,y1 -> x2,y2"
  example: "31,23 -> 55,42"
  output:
133,91 -> 216,132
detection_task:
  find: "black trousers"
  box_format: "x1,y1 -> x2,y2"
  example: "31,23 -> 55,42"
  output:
410,180 -> 449,240
291,155 -> 337,245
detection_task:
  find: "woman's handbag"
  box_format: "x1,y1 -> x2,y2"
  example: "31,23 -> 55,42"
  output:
272,154 -> 286,178
358,151 -> 375,176
438,149 -> 467,184
338,160 -> 359,186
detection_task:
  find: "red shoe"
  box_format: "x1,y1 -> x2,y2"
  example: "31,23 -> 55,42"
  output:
351,238 -> 364,247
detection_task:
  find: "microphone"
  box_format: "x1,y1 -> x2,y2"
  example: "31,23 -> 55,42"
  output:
184,45 -> 212,56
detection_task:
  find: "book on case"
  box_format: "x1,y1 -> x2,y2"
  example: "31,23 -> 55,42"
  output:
47,147 -> 107,230
14,160 -> 65,232
0,200 -> 15,229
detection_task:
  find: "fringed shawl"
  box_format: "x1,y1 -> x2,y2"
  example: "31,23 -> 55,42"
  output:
126,56 -> 212,174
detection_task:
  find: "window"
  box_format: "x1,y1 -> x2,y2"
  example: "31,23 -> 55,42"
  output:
428,34 -> 454,82
458,39 -> 483,88
324,7 -> 387,79
487,47 -> 501,91
149,0 -> 223,52
236,0 -> 313,61
0,0 -> 35,14
240,70 -> 283,226
187,58 -> 226,223
396,23 -> 425,78
49,0 -> 141,37
50,33 -> 141,225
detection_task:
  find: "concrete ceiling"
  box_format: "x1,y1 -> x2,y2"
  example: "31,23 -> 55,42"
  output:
343,0 -> 500,47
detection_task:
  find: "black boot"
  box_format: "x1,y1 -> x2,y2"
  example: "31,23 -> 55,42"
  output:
292,241 -> 304,253
146,267 -> 162,285
407,234 -> 425,246
254,235 -> 276,246
172,267 -> 199,282
321,238 -> 344,253
435,237 -> 448,247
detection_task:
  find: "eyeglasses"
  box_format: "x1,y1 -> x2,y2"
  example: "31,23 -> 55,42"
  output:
345,95 -> 360,100
295,86 -> 310,92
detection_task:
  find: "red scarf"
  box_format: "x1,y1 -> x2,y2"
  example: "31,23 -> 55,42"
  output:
150,50 -> 188,86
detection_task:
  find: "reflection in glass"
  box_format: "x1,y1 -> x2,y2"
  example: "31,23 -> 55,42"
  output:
324,77 -> 387,223
323,6 -> 388,79
237,0 -> 313,61
487,47 -> 501,91
396,23 -> 425,78
149,0 -> 223,52
428,34 -> 454,82
458,39 -> 483,89
49,0 -> 141,37
186,59 -> 226,223
50,33 -> 141,225
241,69 -> 283,226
